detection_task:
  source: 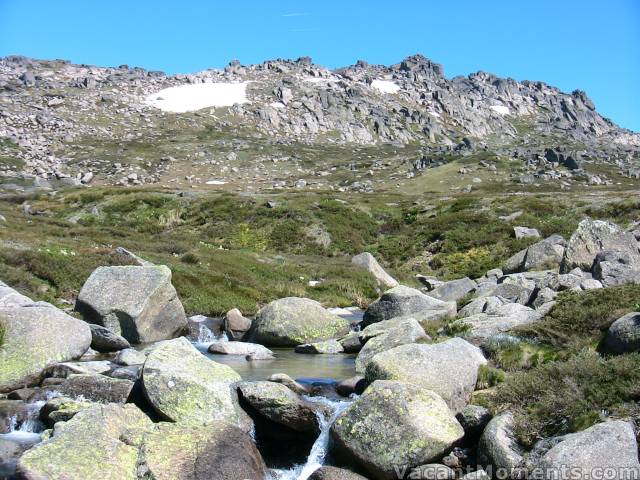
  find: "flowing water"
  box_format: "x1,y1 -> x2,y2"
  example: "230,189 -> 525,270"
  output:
271,396 -> 353,480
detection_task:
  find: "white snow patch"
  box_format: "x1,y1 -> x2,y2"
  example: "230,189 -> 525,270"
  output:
303,77 -> 332,83
490,105 -> 510,115
205,180 -> 227,185
371,79 -> 401,94
145,82 -> 249,113
269,101 -> 286,109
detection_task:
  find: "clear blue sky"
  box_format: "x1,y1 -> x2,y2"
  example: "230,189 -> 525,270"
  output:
1,0 -> 639,131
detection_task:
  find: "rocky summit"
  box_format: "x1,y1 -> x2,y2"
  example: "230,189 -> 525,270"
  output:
0,54 -> 638,194
0,48 -> 639,480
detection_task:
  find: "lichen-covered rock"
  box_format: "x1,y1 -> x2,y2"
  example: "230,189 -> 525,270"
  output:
17,403 -> 153,480
113,348 -> 147,366
142,337 -> 241,425
365,339 -> 486,412
59,374 -> 134,403
363,285 -> 456,328
40,396 -> 93,427
604,312 -> 640,353
561,218 -> 640,273
88,323 -> 131,352
238,381 -> 321,433
355,318 -> 427,373
295,339 -> 344,354
0,305 -> 91,392
248,297 -> 350,347
141,421 -> 266,480
533,420 -> 640,480
477,413 -> 524,476
331,380 -> 464,480
75,265 -> 187,344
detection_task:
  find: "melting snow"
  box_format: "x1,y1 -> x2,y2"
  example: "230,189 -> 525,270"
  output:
145,82 -> 249,113
371,79 -> 401,94
490,105 -> 510,115
205,180 -> 227,185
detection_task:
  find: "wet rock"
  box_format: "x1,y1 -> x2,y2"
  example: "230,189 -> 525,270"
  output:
248,297 -> 350,347
408,464 -> 456,480
223,308 -> 252,341
238,381 -> 321,433
88,324 -> 131,352
75,265 -> 187,344
59,374 -> 134,403
337,375 -> 367,397
0,304 -> 91,392
309,466 -> 369,480
363,285 -> 456,328
267,373 -> 309,395
331,380 -> 464,480
365,338 -> 486,412
0,400 -> 28,433
352,252 -> 398,289
142,337 -> 241,425
295,339 -> 344,354
339,331 -> 363,353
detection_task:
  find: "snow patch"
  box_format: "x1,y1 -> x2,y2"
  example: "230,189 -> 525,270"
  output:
269,101 -> 286,109
490,105 -> 510,115
371,79 -> 401,94
145,82 -> 249,113
205,180 -> 227,185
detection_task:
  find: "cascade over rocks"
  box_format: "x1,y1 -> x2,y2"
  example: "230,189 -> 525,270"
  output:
331,380 -> 464,480
75,265 -> 187,344
248,297 -> 350,347
0,303 -> 92,392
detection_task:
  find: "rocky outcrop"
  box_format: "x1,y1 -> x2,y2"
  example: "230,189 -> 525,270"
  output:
331,380 -> 464,480
504,235 -> 566,274
561,219 -> 640,273
248,297 -> 350,347
352,252 -> 398,289
0,304 -> 91,392
425,277 -> 476,303
75,265 -> 187,344
141,337 -> 241,425
362,285 -> 456,328
365,338 -> 486,412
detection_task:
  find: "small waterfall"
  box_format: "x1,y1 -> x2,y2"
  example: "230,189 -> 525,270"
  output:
196,324 -> 227,345
272,396 -> 352,480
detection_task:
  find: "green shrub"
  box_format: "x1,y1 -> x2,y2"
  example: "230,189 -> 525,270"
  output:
476,365 -> 506,390
489,351 -> 640,447
518,284 -> 640,348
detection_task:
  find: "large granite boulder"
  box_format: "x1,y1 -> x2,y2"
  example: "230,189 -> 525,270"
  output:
248,297 -> 350,347
142,337 -> 241,425
603,312 -> 640,354
451,303 -> 542,339
0,304 -> 91,392
561,218 -> 640,273
223,308 -> 252,341
504,235 -> 566,274
352,252 -> 398,289
59,374 -> 134,403
426,277 -> 477,303
75,265 -> 187,344
592,251 -> 640,287
363,285 -> 456,328
365,338 -> 486,412
238,381 -> 321,433
355,318 -> 427,373
142,421 -> 267,480
533,420 -> 640,479
477,413 -> 524,476
309,466 -> 369,480
0,281 -> 32,307
17,403 -> 153,480
331,380 -> 463,480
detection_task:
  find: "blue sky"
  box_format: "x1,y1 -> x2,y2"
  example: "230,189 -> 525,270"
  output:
1,0 -> 639,131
